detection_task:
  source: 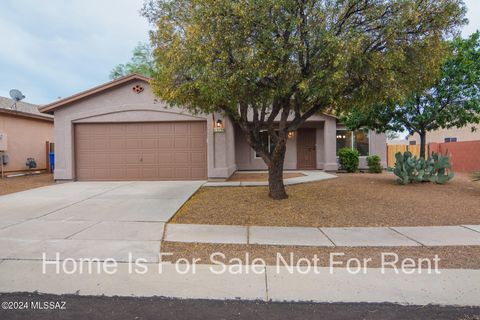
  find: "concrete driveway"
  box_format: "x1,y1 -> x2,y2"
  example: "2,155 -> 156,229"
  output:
0,181 -> 204,262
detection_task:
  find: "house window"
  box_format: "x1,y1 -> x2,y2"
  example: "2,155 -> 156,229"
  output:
444,137 -> 457,143
336,129 -> 369,156
336,130 -> 352,154
409,141 -> 416,145
354,129 -> 369,156
254,131 -> 276,158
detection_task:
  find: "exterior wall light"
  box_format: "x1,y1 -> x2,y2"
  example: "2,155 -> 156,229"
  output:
214,119 -> 225,133
288,131 -> 294,138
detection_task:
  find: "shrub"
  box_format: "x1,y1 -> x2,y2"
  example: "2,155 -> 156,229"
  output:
393,151 -> 454,185
427,152 -> 455,184
472,172 -> 480,181
366,155 -> 383,173
338,148 -> 359,173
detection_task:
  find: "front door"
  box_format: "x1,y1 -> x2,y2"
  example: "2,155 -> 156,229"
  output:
297,128 -> 316,169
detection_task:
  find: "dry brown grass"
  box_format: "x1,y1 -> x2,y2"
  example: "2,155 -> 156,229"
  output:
227,171 -> 305,182
171,172 -> 480,227
0,173 -> 54,196
162,242 -> 480,269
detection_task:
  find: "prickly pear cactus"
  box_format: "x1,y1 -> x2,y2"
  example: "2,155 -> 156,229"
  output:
393,151 -> 454,185
393,151 -> 416,185
425,152 -> 455,184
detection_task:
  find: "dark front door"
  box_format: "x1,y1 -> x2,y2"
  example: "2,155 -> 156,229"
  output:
297,128 -> 316,169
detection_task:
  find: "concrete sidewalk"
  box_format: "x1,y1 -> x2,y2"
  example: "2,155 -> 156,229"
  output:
0,260 -> 478,306
164,224 -> 480,247
203,171 -> 336,187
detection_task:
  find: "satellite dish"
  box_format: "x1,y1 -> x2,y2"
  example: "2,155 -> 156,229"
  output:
9,89 -> 25,110
9,89 -> 25,102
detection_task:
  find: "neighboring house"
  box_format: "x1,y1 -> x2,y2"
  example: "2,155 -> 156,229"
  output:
0,97 -> 54,172
407,126 -> 480,145
388,139 -> 409,145
39,74 -> 386,181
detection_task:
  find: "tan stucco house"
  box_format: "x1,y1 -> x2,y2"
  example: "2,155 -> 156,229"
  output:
407,126 -> 480,145
0,97 -> 54,172
39,74 -> 386,181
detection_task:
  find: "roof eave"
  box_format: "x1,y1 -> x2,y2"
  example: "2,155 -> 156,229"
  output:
39,73 -> 151,114
0,108 -> 54,122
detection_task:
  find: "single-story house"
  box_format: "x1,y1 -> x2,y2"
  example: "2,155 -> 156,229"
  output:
39,74 -> 386,181
0,97 -> 54,172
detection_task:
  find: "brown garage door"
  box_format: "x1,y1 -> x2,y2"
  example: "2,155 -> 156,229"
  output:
74,122 -> 207,181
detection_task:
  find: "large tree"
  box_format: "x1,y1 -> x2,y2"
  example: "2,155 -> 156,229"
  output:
343,31 -> 480,159
110,42 -> 155,79
143,0 -> 465,199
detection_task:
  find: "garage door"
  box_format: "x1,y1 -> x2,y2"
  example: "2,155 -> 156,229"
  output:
74,122 -> 207,181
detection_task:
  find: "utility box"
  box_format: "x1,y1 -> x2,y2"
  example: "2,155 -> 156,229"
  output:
0,133 -> 7,151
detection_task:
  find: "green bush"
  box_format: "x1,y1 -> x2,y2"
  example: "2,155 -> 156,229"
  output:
338,148 -> 359,173
393,151 -> 454,185
366,155 -> 383,173
472,172 -> 480,181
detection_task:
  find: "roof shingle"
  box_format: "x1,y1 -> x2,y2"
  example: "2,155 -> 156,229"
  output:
0,96 -> 53,120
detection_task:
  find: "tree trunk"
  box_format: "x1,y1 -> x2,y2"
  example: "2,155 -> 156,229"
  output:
268,139 -> 288,200
419,131 -> 427,159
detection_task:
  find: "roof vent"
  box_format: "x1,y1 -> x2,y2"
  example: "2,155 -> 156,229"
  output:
132,85 -> 144,94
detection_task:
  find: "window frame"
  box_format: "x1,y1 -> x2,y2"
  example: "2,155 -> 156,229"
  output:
336,128 -> 371,156
254,131 -> 276,159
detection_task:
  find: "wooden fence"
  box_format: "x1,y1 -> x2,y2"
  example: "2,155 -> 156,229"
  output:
387,145 -> 422,168
388,141 -> 480,172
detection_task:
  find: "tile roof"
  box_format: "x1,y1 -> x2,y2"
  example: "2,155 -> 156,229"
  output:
0,96 -> 53,120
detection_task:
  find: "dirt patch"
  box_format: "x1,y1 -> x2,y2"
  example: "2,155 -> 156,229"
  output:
0,173 -> 54,196
162,242 -> 480,269
227,171 -> 305,182
171,172 -> 480,227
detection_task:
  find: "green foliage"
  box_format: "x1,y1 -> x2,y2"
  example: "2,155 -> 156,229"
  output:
142,0 -> 466,198
427,152 -> 456,184
341,32 -> 480,158
393,151 -> 454,185
393,151 -> 418,184
472,172 -> 480,181
110,42 -> 155,79
144,0 -> 465,117
338,148 -> 359,173
366,155 -> 383,173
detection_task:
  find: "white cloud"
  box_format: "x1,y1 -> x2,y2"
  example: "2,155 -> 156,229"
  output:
0,0 -> 479,105
0,0 -> 149,104
463,0 -> 480,37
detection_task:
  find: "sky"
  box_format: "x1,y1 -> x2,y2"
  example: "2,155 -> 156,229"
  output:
0,0 -> 149,104
0,0 -> 479,105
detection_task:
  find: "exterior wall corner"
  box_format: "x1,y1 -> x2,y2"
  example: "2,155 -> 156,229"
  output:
207,113 -> 236,179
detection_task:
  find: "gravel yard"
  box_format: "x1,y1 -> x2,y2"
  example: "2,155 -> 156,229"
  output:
171,172 -> 480,227
0,173 -> 54,196
161,242 -> 480,269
